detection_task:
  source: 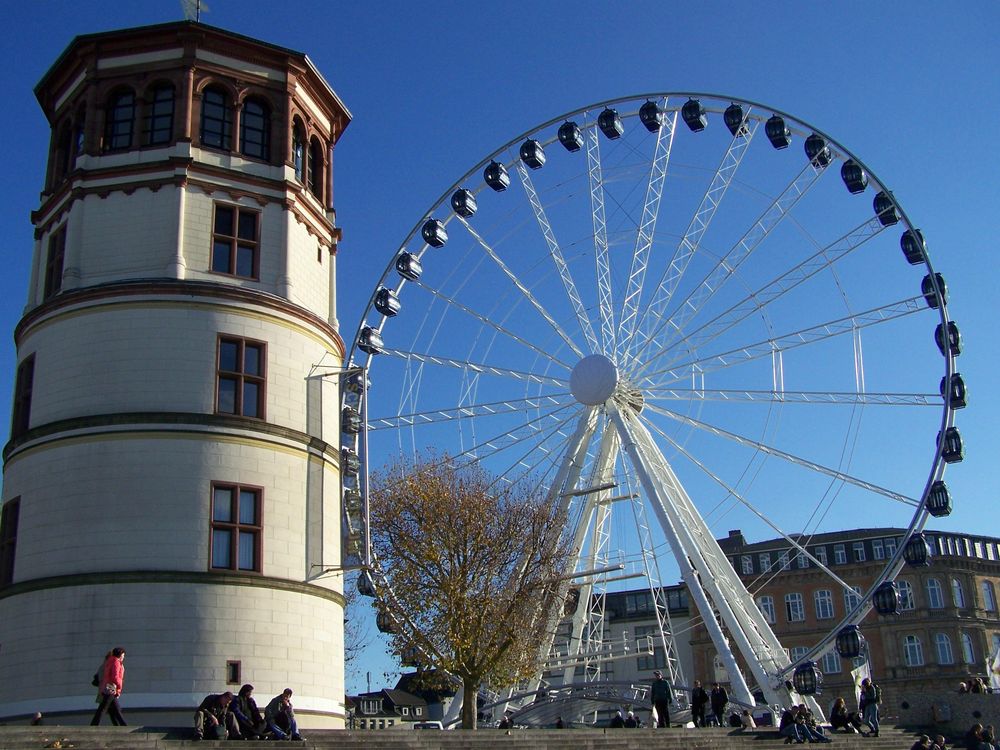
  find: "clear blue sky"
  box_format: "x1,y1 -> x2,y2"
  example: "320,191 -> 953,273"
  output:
2,0 -> 997,695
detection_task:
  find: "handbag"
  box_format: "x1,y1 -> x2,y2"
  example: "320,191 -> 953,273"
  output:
103,683 -> 118,696
91,672 -> 99,687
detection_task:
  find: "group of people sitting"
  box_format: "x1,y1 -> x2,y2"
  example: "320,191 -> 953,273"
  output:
909,733 -> 949,750
965,723 -> 998,750
193,685 -> 304,742
958,678 -> 991,694
778,704 -> 833,744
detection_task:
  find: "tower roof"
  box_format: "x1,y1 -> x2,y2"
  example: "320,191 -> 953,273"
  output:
34,20 -> 351,135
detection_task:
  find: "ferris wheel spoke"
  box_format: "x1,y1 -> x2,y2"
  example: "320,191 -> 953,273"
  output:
383,348 -> 569,388
456,215 -> 585,358
640,414 -> 862,596
640,296 -> 926,386
642,386 -> 938,406
629,160 -> 827,374
635,216 -> 887,380
449,403 -> 581,473
617,103 -> 676,367
630,117 -> 759,362
516,161 -> 600,354
588,125 -> 616,357
412,279 -> 573,371
369,393 -> 576,430
485,413 -> 584,490
644,402 -> 919,506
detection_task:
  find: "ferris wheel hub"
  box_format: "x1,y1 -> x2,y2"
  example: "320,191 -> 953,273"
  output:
570,354 -> 619,405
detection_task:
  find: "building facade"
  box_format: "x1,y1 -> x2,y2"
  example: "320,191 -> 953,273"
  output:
0,21 -> 351,725
692,528 -> 1000,714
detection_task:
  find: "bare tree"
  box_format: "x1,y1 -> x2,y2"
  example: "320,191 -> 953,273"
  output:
368,455 -> 570,729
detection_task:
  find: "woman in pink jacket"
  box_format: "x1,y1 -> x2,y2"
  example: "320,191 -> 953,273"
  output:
90,647 -> 127,726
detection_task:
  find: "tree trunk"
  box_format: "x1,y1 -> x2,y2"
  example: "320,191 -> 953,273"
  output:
462,680 -> 478,730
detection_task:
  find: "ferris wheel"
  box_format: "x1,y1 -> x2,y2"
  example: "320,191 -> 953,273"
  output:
338,93 -> 964,716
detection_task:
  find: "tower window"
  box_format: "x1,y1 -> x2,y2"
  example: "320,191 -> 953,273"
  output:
211,204 -> 259,280
104,90 -> 135,150
144,84 -> 175,145
11,355 -> 35,439
308,137 -> 323,200
240,98 -> 270,161
201,87 -> 233,150
210,483 -> 262,573
43,226 -> 66,299
216,336 -> 265,419
292,123 -> 304,181
0,498 -> 19,588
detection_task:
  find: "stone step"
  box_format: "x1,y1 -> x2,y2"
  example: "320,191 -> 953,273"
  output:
0,725 -> 925,750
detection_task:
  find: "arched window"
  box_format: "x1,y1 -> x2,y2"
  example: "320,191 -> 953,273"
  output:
74,107 -> 86,162
308,137 -> 323,199
961,632 -> 975,664
926,578 -> 944,609
144,84 -> 175,145
898,579 -> 915,610
292,122 -> 304,181
903,635 -> 924,667
982,581 -> 997,612
935,633 -> 954,664
952,577 -> 966,608
52,122 -> 73,184
240,97 -> 270,160
104,89 -> 135,150
756,595 -> 775,624
201,86 -> 233,150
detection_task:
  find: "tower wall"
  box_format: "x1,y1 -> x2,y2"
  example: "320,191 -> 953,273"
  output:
0,21 -> 351,725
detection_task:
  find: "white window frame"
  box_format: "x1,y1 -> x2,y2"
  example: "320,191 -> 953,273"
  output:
785,592 -> 805,622
952,577 -> 966,608
935,633 -> 954,664
872,539 -> 884,560
927,578 -> 944,609
821,649 -> 842,674
814,589 -> 834,620
904,635 -> 924,667
853,541 -> 866,562
759,553 -> 771,572
961,632 -> 975,664
982,581 -> 997,612
741,555 -> 752,575
757,595 -> 776,624
899,579 -> 915,611
815,546 -> 828,566
834,544 -> 847,564
796,552 -> 809,569
844,586 -> 862,613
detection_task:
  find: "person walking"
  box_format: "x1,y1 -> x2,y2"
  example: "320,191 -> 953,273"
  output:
90,647 -> 127,726
650,669 -> 673,728
710,682 -> 729,727
691,680 -> 709,727
859,677 -> 881,737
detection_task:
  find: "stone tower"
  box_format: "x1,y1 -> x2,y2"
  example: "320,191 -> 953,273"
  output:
0,21 -> 351,725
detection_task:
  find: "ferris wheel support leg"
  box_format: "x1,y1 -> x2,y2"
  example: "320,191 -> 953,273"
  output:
498,407 -> 598,720
608,404 -> 756,708
560,426 -> 620,693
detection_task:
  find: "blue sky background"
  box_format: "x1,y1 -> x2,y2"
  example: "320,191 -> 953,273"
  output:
1,1 -> 997,694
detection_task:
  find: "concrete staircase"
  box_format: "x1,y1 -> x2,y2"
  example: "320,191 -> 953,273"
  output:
0,725 -> 928,749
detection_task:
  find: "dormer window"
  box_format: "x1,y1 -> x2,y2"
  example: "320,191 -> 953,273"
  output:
240,98 -> 270,160
104,90 -> 135,150
144,84 -> 175,145
201,87 -> 233,150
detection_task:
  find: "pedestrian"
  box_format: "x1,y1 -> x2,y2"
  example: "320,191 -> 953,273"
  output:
710,682 -> 729,727
609,709 -> 625,728
910,734 -> 932,750
90,647 -> 127,726
932,735 -> 948,750
624,710 -> 638,728
555,715 -> 564,729
30,712 -> 43,726
650,669 -> 673,728
691,680 -> 709,727
859,677 -> 881,737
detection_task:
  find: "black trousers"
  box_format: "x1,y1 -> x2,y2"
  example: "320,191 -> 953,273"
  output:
692,705 -> 706,726
654,699 -> 670,727
91,692 -> 126,726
